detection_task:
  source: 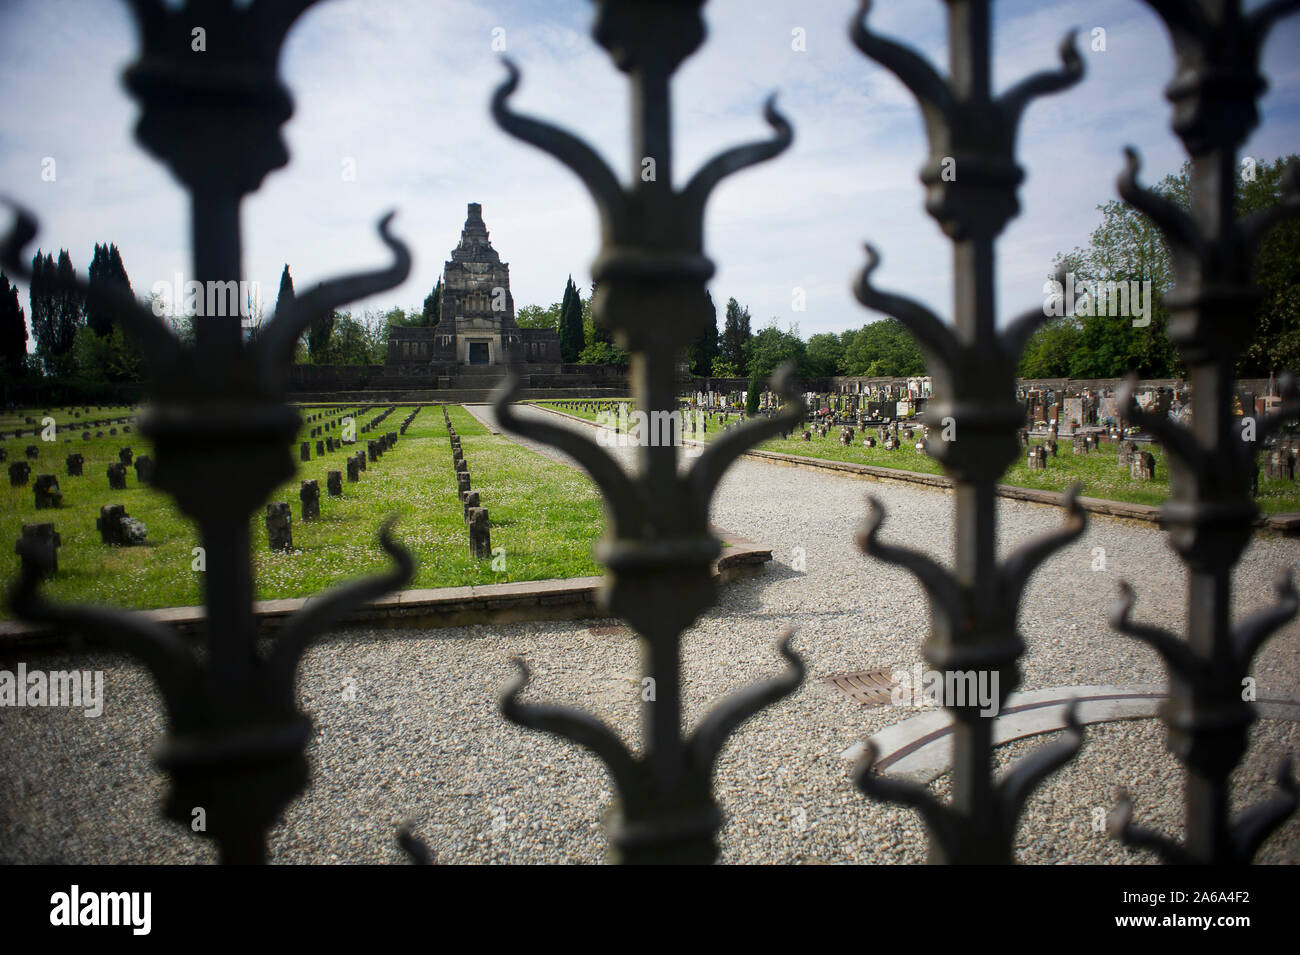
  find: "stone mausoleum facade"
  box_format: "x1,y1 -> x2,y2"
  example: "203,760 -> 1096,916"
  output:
386,203 -> 560,373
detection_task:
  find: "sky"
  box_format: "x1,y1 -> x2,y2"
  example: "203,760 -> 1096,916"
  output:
1,0 -> 1298,347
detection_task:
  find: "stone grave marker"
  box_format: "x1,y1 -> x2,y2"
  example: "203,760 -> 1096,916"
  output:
467,507 -> 491,558
33,475 -> 62,509
326,470 -> 342,496
17,522 -> 61,578
9,461 -> 31,486
266,502 -> 293,551
300,480 -> 320,521
66,453 -> 83,476
1131,451 -> 1156,481
107,463 -> 127,489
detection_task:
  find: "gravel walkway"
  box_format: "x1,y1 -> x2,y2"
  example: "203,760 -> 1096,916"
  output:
1,404 -> 1296,864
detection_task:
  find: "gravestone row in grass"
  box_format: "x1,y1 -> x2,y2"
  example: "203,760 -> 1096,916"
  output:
265,406 -> 416,552
443,406 -> 491,559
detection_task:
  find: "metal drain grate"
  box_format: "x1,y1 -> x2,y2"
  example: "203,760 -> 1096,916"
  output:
823,668 -> 896,708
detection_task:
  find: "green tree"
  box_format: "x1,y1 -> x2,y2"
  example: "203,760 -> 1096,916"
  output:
687,290 -> 720,376
577,340 -> 629,367
745,373 -> 761,415
1017,314 -> 1080,378
805,331 -> 844,376
558,275 -> 584,363
0,272 -> 27,376
31,249 -> 83,376
841,318 -> 924,376
720,297 -> 752,376
517,302 -> 562,330
710,357 -> 739,378
421,278 -> 442,327
1239,155 -> 1300,376
744,319 -> 808,379
329,312 -> 370,364
86,243 -> 132,338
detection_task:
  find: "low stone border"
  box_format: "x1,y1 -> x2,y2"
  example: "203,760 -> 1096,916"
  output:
0,534 -> 771,650
529,404 -> 1300,536
839,684 -> 1300,783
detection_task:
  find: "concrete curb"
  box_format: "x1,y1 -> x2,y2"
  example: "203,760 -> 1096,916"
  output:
529,404 -> 1300,536
840,684 -> 1300,783
0,534 -> 771,650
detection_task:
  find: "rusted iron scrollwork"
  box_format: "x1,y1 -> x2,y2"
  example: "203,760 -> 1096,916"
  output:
3,0 -> 414,864
485,0 -> 806,864
1103,0 -> 1300,864
847,0 -> 1090,863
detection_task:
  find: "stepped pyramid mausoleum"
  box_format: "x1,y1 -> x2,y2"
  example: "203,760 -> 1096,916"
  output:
386,203 -> 561,371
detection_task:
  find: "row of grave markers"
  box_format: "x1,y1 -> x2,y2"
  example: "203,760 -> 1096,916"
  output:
443,408 -> 490,559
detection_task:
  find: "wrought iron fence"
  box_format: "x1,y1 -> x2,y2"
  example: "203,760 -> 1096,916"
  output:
2,0 -> 1296,865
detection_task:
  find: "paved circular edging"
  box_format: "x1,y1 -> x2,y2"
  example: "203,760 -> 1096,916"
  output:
839,684 -> 1300,783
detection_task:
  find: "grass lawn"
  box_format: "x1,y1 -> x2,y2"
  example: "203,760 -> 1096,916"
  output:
0,403 -> 604,618
533,399 -> 1300,515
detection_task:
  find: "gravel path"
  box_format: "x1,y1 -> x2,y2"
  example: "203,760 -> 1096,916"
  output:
2,404 -> 1297,864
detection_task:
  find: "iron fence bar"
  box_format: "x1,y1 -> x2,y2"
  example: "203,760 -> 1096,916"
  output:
1105,0 -> 1300,864
848,0 -> 1089,863
485,0 -> 805,864
3,0 -> 414,864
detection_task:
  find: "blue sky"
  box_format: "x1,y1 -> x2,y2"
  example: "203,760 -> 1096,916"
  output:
1,0 -> 1297,344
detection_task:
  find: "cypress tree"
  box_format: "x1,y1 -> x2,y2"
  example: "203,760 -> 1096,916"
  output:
0,271 -> 28,375
745,372 -> 761,416
86,242 -> 133,337
422,277 -> 442,327
558,275 -> 583,363
688,291 -> 719,376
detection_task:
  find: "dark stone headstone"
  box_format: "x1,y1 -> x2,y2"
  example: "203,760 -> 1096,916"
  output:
467,507 -> 491,559
66,453 -> 83,476
1131,451 -> 1156,481
356,450 -> 367,472
97,504 -> 147,545
16,522 -> 61,578
134,455 -> 154,485
9,460 -> 32,486
24,444 -> 39,460
118,447 -> 133,466
1027,445 -> 1047,470
33,474 -> 62,509
456,469 -> 471,501
300,480 -> 320,521
316,439 -> 325,456
463,489 -> 480,521
346,457 -> 360,482
107,462 -> 127,489
300,441 -> 311,462
368,440 -> 380,463
267,502 -> 293,551
326,470 -> 342,497
862,436 -> 876,448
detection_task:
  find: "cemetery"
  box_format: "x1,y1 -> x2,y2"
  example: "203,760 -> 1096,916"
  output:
0,403 -> 603,616
1,0 -> 1298,894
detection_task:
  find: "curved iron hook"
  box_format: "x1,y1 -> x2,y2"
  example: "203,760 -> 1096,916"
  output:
7,540 -> 199,723
255,211 -> 411,381
996,30 -> 1085,131
849,0 -> 955,130
490,375 -> 639,535
689,629 -> 804,774
999,698 -> 1084,825
682,94 -> 794,215
499,658 -> 639,794
686,362 -> 804,519
1231,567 -> 1297,666
491,59 -> 628,239
857,496 -> 962,613
1230,757 -> 1297,862
854,244 -> 957,372
1109,580 -> 1194,675
266,515 -> 416,690
997,483 -> 1086,612
1108,788 -> 1192,863
2,197 -> 180,370
1117,147 -> 1205,262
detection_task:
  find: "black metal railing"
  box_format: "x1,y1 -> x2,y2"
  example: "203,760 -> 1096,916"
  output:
1,0 -> 1295,865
